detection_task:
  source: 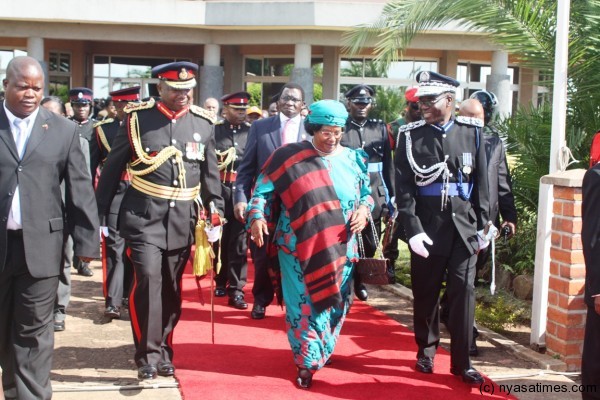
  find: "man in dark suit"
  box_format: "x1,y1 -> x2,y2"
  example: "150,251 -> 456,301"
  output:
581,163 -> 600,399
233,82 -> 306,319
0,56 -> 99,400
96,61 -> 224,381
90,86 -> 140,320
394,71 -> 493,385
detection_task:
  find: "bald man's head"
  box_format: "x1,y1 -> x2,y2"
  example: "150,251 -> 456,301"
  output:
458,99 -> 485,123
3,56 -> 45,118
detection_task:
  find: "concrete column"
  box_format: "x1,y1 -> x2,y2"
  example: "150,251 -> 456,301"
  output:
322,46 -> 340,101
486,50 -> 511,117
438,50 -> 459,78
290,43 -> 313,105
540,169 -> 587,372
223,46 -> 244,96
27,37 -> 48,95
199,44 -> 223,105
518,67 -> 538,107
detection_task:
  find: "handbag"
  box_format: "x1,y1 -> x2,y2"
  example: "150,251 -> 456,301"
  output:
355,213 -> 396,285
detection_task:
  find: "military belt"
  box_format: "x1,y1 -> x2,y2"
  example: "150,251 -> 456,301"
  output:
220,170 -> 237,183
418,183 -> 469,197
131,175 -> 199,201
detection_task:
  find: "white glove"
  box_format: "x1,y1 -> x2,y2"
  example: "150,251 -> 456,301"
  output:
100,226 -> 109,238
477,230 -> 490,250
478,224 -> 499,251
205,225 -> 222,243
408,233 -> 433,258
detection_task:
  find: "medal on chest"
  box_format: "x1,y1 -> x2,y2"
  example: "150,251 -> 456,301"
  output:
462,152 -> 473,175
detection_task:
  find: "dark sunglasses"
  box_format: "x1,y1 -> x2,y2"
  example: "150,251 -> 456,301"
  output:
418,95 -> 449,107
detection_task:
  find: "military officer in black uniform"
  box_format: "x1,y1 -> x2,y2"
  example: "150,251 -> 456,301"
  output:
90,86 -> 141,320
394,71 -> 495,385
67,87 -> 95,277
342,84 -> 393,301
213,91 -> 251,310
95,62 -> 224,381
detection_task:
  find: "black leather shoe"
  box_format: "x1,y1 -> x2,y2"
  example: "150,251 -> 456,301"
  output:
228,295 -> 248,310
157,362 -> 175,377
296,368 -> 313,389
77,264 -> 94,277
138,365 -> 157,380
415,356 -> 434,374
250,304 -> 265,319
214,287 -> 226,297
355,283 -> 368,301
450,366 -> 485,385
53,320 -> 65,332
104,305 -> 121,319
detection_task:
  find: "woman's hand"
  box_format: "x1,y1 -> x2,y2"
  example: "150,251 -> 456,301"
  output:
250,219 -> 269,247
349,205 -> 369,234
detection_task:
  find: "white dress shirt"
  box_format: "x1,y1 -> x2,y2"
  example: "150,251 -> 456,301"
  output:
4,102 -> 40,230
279,113 -> 302,145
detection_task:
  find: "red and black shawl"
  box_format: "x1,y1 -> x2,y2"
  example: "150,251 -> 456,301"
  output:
263,141 -> 348,313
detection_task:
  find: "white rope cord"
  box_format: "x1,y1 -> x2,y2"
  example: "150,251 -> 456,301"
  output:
558,141 -> 579,172
405,132 -> 450,186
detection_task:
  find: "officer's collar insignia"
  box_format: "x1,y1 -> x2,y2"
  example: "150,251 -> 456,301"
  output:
124,98 -> 156,114
398,119 -> 426,133
456,115 -> 484,127
93,118 -> 114,128
190,105 -> 217,124
179,68 -> 189,80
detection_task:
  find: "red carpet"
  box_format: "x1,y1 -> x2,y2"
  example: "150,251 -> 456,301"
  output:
174,261 -> 515,399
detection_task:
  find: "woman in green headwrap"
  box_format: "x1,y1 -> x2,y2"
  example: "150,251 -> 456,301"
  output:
247,100 -> 374,389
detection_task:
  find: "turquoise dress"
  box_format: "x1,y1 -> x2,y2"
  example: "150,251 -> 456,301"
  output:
247,145 -> 373,372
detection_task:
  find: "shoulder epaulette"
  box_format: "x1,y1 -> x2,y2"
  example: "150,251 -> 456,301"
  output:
190,105 -> 217,124
456,116 -> 484,128
93,118 -> 114,128
215,120 -> 224,125
124,98 -> 156,114
398,119 -> 426,133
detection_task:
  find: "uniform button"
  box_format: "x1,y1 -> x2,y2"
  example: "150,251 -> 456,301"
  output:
173,180 -> 178,186
171,139 -> 177,144
443,134 -> 447,138
452,213 -> 456,217
449,173 -> 453,177
8,191 -> 13,196
145,147 -> 150,152
172,119 -> 177,124
172,159 -> 177,164
234,142 -> 238,146
18,166 -> 23,172
169,201 -> 175,208
422,165 -> 426,168
232,186 -> 236,190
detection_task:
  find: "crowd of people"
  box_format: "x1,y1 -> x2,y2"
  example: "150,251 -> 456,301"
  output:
0,54 -> 528,399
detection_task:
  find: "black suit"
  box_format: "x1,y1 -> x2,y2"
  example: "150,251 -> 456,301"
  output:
394,118 -> 489,371
214,120 -> 250,297
234,114 -> 306,308
581,164 -> 600,398
476,131 -> 517,269
96,102 -> 223,368
90,118 -> 133,308
0,106 -> 99,400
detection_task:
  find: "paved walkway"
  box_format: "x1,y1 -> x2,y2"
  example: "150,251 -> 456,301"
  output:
17,261 -> 583,400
